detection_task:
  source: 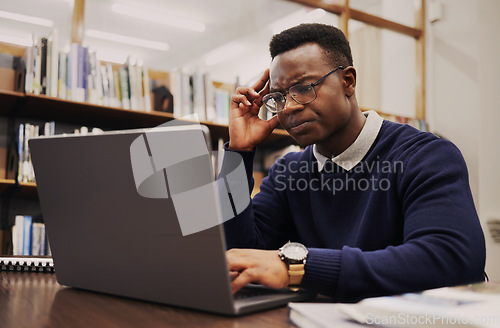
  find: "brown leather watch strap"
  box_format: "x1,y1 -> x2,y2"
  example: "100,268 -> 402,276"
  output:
288,263 -> 305,286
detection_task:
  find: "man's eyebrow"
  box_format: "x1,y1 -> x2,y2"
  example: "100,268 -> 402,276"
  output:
270,76 -> 310,92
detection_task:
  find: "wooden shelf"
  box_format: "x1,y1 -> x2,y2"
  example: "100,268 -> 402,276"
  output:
16,182 -> 38,198
0,179 -> 16,194
0,90 -> 296,200
23,94 -> 175,129
0,91 -> 293,146
0,179 -> 38,198
0,90 -> 26,116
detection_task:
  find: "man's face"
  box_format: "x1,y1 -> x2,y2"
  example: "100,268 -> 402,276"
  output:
269,43 -> 353,148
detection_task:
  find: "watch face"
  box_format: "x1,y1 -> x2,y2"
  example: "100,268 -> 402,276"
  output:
282,242 -> 308,261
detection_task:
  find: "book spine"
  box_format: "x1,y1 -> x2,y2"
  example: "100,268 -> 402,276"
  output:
93,54 -> 103,106
22,216 -> 33,256
31,223 -> 42,256
22,124 -> 31,182
75,45 -> 86,102
181,72 -> 192,116
106,64 -> 117,107
127,58 -> 138,110
24,44 -> 34,94
87,51 -> 96,104
118,66 -> 130,109
33,40 -> 41,95
40,37 -> 48,95
58,52 -> 67,99
215,89 -> 230,124
192,71 -> 206,121
69,43 -> 78,100
39,224 -> 47,256
44,122 -> 50,137
49,121 -> 55,136
46,35 -> 52,96
83,46 -> 89,102
21,124 -> 30,182
10,226 -> 17,255
13,215 -> 24,255
172,70 -> 183,117
113,69 -> 122,107
143,67 -> 152,112
204,73 -> 216,122
135,62 -> 145,111
49,29 -> 59,97
17,124 -> 24,182
100,64 -> 110,106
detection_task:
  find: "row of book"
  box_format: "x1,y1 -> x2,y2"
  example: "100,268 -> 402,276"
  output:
24,31 -> 152,112
166,71 -> 233,125
15,121 -> 105,183
12,215 -> 51,257
17,121 -> 55,183
22,30 -> 236,125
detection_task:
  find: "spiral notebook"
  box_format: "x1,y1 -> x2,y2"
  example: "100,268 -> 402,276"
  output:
0,256 -> 54,273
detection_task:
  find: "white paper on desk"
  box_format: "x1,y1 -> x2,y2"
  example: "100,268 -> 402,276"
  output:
336,284 -> 500,328
289,284 -> 500,328
288,303 -> 365,328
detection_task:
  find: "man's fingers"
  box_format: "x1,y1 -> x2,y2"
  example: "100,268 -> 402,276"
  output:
266,115 -> 280,130
226,249 -> 252,271
232,88 -> 263,114
236,86 -> 260,100
258,80 -> 270,98
229,271 -> 240,281
251,69 -> 270,94
233,72 -> 269,110
231,269 -> 255,294
231,94 -> 251,107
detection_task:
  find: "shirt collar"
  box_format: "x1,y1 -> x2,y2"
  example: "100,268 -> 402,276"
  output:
313,110 -> 383,172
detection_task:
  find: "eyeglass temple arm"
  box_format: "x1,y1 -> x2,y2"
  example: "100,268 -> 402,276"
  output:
311,66 -> 345,87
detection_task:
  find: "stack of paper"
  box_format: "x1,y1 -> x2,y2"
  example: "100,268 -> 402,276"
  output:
289,283 -> 500,328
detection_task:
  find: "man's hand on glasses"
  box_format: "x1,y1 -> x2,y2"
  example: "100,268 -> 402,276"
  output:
228,69 -> 280,152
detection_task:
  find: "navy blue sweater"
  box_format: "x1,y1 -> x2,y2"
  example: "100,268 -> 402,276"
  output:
223,120 -> 485,302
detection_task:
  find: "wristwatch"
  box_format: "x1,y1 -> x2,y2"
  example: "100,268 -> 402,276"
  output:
278,241 -> 308,287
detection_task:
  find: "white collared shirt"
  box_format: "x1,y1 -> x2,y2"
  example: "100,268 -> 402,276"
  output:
313,110 -> 384,172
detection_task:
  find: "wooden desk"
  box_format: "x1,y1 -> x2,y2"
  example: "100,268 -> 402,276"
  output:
0,272 -> 294,328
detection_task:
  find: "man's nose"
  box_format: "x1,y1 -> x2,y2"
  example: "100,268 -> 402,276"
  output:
283,94 -> 304,114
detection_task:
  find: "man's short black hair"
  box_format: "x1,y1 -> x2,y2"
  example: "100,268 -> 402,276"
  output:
269,23 -> 353,67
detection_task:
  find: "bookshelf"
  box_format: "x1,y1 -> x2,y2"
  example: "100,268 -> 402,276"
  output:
0,84 -> 295,255
0,89 -> 293,144
0,89 -> 294,198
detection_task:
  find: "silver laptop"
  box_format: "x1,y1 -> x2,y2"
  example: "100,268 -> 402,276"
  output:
29,123 -> 313,316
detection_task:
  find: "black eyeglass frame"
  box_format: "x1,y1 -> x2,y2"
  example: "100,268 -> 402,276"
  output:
263,66 -> 345,113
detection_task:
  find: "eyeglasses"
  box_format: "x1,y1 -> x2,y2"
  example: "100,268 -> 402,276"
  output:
262,66 -> 344,113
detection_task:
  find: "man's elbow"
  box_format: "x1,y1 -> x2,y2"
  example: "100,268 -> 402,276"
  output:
453,239 -> 486,285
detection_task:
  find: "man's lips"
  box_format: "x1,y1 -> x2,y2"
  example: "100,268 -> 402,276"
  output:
289,121 -> 310,134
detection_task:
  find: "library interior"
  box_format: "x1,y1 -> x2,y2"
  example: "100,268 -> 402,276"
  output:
0,0 -> 499,327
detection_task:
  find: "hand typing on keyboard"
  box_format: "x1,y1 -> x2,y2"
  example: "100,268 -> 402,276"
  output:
226,249 -> 289,294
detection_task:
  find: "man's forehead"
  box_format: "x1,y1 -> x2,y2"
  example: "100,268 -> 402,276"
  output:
268,44 -> 330,85
268,68 -> 308,91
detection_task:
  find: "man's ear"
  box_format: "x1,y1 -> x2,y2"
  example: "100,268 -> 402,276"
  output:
343,66 -> 356,97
